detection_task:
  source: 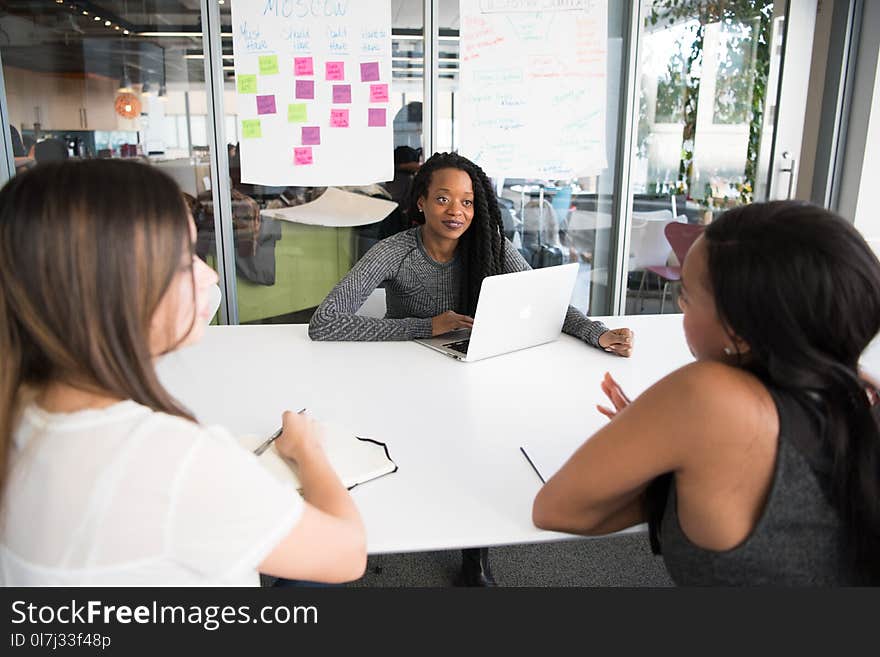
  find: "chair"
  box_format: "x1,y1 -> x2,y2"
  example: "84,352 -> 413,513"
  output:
639,222 -> 705,313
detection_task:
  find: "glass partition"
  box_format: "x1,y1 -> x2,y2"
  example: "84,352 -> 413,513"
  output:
0,0 -> 221,318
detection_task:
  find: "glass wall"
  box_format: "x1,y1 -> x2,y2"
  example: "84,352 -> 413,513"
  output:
437,0 -> 628,317
213,0 -> 424,324
625,0 -> 783,314
0,0 -> 221,316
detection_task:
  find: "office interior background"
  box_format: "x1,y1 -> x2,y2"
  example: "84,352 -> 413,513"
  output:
1,0 -> 877,325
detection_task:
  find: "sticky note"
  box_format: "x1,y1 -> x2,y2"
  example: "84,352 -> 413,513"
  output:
259,55 -> 279,75
360,62 -> 380,82
326,61 -> 345,80
288,103 -> 308,123
256,95 -> 276,115
367,108 -> 386,127
330,109 -> 350,128
301,126 -> 321,145
295,79 -> 315,99
294,57 -> 314,76
369,84 -> 389,103
294,147 -> 313,165
332,84 -> 352,104
242,119 -> 262,139
237,74 -> 257,94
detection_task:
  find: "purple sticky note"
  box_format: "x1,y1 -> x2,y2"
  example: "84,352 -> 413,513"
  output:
332,84 -> 352,104
367,108 -> 386,127
360,62 -> 380,82
295,79 -> 315,99
256,95 -> 277,115
330,109 -> 350,128
369,84 -> 389,103
294,147 -> 313,165
294,57 -> 314,76
301,126 -> 321,145
326,61 -> 345,80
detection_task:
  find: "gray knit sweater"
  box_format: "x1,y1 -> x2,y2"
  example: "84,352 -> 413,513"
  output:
308,226 -> 609,346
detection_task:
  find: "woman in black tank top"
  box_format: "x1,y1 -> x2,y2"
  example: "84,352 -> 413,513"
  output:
532,201 -> 880,585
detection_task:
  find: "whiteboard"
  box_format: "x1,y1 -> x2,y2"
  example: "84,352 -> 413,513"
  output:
230,0 -> 394,187
459,0 -> 609,180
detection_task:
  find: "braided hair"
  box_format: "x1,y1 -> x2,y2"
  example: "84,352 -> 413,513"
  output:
408,152 -> 505,316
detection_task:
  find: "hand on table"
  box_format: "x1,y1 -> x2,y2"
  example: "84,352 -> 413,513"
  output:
598,328 -> 634,357
597,372 -> 632,420
431,310 -> 474,336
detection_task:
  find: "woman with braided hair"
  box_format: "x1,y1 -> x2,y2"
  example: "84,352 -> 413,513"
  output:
309,152 -> 633,585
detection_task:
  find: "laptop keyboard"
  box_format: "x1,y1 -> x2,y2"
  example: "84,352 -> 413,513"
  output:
444,339 -> 470,355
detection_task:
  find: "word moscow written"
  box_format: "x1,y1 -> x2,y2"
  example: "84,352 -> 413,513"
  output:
11,600 -> 318,632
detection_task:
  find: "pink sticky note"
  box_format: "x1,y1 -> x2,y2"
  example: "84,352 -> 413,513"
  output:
367,108 -> 386,127
294,147 -> 313,165
326,61 -> 345,80
295,79 -> 314,99
301,126 -> 321,145
294,57 -> 314,76
360,61 -> 380,82
256,95 -> 276,115
369,84 -> 389,103
332,84 -> 352,104
330,109 -> 350,128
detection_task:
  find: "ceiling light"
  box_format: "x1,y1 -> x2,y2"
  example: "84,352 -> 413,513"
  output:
104,20 -> 111,26
94,16 -> 100,21
141,82 -> 153,96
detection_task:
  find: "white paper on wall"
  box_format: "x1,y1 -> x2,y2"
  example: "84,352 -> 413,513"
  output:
459,0 -> 608,180
230,0 -> 394,186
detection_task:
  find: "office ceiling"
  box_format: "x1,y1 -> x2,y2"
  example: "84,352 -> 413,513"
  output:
0,1 -> 458,85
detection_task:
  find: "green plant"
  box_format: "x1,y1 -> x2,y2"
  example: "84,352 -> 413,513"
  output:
648,0 -> 773,202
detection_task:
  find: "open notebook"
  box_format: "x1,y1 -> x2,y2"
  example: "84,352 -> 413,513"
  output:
239,424 -> 397,491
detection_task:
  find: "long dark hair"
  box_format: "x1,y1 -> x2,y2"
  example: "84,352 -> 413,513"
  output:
408,152 -> 505,315
705,200 -> 880,582
0,160 -> 198,494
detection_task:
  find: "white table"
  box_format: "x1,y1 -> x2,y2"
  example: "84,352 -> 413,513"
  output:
156,314 -> 880,555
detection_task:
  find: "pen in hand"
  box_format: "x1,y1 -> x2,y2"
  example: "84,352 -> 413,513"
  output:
253,408 -> 306,456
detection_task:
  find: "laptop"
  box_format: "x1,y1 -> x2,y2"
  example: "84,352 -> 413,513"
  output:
414,263 -> 579,362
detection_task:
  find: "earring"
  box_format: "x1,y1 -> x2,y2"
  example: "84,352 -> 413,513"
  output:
723,346 -> 734,356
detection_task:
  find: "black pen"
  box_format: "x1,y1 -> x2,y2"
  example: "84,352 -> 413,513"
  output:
253,408 -> 307,456
520,446 -> 546,484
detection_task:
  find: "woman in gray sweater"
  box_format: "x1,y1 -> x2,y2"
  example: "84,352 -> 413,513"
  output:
309,152 -> 633,586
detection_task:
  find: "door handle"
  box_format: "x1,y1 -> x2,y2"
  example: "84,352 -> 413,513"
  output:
780,151 -> 796,200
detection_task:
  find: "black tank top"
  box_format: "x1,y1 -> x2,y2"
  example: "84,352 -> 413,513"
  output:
649,386 -> 860,585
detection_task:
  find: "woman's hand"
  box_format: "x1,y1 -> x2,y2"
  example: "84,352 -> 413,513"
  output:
274,410 -> 324,463
431,310 -> 474,336
597,372 -> 632,420
598,328 -> 634,357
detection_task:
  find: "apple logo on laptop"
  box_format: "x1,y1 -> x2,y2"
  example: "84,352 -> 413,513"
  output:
519,305 -> 533,320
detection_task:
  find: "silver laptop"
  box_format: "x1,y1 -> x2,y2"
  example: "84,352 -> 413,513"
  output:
415,263 -> 579,362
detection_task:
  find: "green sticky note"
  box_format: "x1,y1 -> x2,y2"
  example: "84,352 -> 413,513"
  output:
287,103 -> 308,123
237,74 -> 257,94
259,55 -> 279,75
242,119 -> 262,139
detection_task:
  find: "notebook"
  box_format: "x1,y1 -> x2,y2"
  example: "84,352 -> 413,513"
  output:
239,424 -> 397,491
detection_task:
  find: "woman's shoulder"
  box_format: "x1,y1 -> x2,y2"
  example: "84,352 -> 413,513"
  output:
357,227 -> 420,268
648,361 -> 777,442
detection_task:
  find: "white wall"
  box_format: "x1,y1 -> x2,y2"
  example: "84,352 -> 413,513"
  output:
853,56 -> 880,244
837,0 -> 880,238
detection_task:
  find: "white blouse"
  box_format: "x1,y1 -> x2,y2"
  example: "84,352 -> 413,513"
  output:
0,400 -> 303,586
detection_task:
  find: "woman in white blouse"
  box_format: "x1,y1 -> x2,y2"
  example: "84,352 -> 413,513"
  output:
0,160 -> 366,586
